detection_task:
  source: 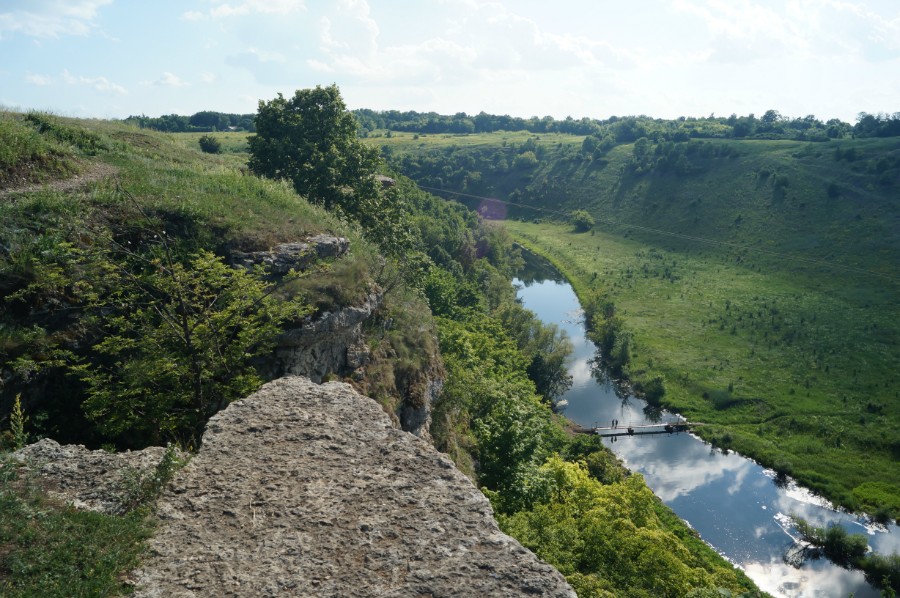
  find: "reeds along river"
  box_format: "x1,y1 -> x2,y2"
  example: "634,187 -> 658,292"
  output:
513,254 -> 899,598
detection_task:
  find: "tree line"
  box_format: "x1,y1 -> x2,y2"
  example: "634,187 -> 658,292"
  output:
355,108 -> 900,141
124,110 -> 256,132
123,107 -> 900,144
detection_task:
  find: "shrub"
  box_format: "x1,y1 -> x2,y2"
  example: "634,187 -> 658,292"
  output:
513,151 -> 538,169
571,209 -> 595,232
640,375 -> 666,404
198,134 -> 221,154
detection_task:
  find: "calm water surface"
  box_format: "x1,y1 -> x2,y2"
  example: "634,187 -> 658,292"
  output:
514,263 -> 898,598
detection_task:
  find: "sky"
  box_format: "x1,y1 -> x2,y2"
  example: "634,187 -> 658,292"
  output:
1,0 -> 898,123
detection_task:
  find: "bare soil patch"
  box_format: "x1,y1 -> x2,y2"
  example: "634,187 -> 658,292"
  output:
0,161 -> 118,198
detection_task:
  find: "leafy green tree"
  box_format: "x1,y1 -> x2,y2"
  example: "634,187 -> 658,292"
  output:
513,151 -> 539,169
639,374 -> 666,404
497,302 -> 572,401
74,250 -> 309,445
249,85 -> 378,211
475,391 -> 554,511
500,457 -> 748,597
571,209 -> 595,232
248,85 -> 413,254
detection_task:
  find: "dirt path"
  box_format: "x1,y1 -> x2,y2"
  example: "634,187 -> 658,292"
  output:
0,161 -> 118,198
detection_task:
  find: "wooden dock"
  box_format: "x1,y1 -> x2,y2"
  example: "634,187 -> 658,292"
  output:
577,421 -> 701,438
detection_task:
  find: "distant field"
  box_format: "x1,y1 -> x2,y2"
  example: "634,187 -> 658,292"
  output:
366,129 -> 584,151
170,130 -> 250,157
506,219 -> 900,516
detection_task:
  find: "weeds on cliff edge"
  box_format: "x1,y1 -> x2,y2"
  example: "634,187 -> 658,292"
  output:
0,454 -> 152,597
117,444 -> 185,514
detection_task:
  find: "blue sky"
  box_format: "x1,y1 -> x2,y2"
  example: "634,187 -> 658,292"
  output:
1,0 -> 898,122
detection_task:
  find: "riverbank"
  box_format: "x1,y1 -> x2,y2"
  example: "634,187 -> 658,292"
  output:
505,220 -> 900,522
511,253 -> 899,597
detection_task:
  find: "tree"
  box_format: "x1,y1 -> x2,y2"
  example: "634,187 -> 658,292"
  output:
514,151 -> 539,169
249,85 -> 377,211
248,85 -> 413,254
189,110 -> 230,131
571,210 -> 595,232
74,249 -> 309,445
496,302 -> 573,401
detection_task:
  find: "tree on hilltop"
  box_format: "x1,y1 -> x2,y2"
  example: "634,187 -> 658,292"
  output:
248,84 -> 413,254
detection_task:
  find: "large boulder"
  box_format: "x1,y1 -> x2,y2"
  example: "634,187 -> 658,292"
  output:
133,376 -> 575,597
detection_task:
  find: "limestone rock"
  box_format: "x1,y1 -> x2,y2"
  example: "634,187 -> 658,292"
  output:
269,290 -> 383,383
133,376 -> 575,597
232,235 -> 350,275
12,438 -> 168,514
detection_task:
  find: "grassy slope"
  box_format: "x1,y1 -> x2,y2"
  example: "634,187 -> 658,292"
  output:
379,130 -> 900,516
0,114 -> 384,595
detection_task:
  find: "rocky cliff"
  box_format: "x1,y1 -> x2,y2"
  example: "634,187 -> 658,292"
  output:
17,377 -> 574,597
237,236 -> 439,441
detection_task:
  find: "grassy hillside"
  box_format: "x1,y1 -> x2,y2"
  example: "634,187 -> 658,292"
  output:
378,130 -> 900,518
0,112 -> 445,595
373,131 -> 900,277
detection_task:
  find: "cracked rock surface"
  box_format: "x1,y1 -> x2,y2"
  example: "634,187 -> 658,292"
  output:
134,376 -> 574,597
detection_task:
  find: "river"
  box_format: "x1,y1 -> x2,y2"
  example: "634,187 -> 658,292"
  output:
513,255 -> 899,597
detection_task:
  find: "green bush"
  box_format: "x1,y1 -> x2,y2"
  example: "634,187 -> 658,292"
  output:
24,112 -> 109,155
198,134 -> 221,154
73,249 -> 310,445
571,209 -> 595,232
513,151 -> 539,169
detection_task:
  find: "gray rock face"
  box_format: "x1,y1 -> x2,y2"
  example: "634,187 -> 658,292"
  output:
398,374 -> 440,441
13,438 -> 168,514
134,376 -> 575,598
270,290 -> 382,383
231,235 -> 350,275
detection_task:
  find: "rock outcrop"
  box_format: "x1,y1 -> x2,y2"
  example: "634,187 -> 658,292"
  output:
13,439 -> 168,514
234,235 -> 438,440
132,376 -> 574,597
231,236 -> 350,276
270,289 -> 383,384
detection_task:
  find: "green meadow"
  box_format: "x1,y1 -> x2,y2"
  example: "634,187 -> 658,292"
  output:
506,219 -> 899,517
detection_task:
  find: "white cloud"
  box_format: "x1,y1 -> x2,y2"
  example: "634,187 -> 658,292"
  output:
0,0 -> 112,38
61,69 -> 128,95
308,0 -> 634,91
672,0 -> 807,63
188,0 -> 306,20
200,72 -> 218,84
672,0 -> 900,64
25,73 -> 54,86
156,72 -> 190,87
247,48 -> 286,63
225,47 -> 291,85
182,10 -> 206,22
